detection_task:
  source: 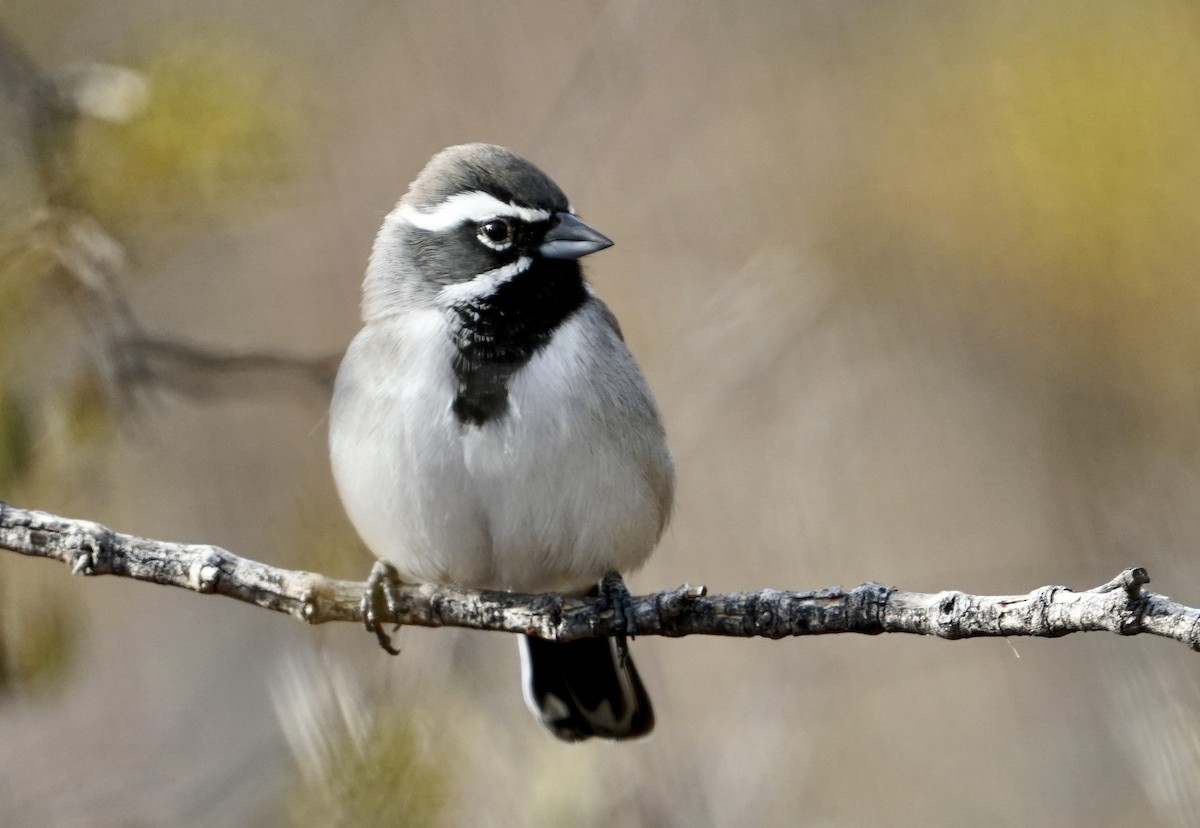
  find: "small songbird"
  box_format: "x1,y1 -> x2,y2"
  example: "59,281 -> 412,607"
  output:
329,144 -> 674,741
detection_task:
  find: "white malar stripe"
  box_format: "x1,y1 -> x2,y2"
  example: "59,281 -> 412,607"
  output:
399,191 -> 552,232
438,256 -> 533,304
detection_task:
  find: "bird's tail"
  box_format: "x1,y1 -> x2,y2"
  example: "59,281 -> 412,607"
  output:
519,634 -> 654,741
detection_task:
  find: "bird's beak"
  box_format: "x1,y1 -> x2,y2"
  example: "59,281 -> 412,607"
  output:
538,213 -> 613,260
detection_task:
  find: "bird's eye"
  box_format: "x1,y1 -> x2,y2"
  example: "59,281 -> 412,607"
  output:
478,218 -> 513,245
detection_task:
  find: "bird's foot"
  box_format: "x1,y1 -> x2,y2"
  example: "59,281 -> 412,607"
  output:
362,560 -> 404,655
600,571 -> 636,668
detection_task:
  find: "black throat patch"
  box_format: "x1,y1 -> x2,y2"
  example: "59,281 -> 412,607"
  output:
449,258 -> 587,426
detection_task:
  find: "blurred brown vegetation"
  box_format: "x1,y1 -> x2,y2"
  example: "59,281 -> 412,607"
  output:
4,1 -> 1200,826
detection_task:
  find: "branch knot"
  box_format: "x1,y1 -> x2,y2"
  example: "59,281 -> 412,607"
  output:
189,549 -> 224,593
68,522 -> 113,576
849,582 -> 894,634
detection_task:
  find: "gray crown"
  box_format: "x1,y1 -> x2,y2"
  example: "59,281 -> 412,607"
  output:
403,143 -> 570,213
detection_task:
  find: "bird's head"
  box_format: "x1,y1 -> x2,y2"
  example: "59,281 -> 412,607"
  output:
363,144 -> 611,319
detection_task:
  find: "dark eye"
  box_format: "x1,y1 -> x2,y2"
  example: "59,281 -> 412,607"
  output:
479,219 -> 512,245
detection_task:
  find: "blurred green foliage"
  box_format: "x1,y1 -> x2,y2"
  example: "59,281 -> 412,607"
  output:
287,711 -> 446,828
61,372 -> 115,450
820,3 -> 1200,419
74,33 -> 305,231
0,223 -> 53,354
0,372 -> 116,495
0,29 -> 307,706
289,489 -> 372,579
0,378 -> 104,698
0,390 -> 32,488
0,565 -> 78,695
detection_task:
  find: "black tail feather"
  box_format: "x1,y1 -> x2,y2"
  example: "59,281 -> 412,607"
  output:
520,634 -> 654,742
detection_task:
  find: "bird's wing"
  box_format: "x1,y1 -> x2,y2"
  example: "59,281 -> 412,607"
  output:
591,296 -> 625,343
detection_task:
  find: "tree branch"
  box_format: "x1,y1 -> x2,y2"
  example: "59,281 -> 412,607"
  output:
124,335 -> 338,399
28,208 -> 338,406
3,498 -> 1199,650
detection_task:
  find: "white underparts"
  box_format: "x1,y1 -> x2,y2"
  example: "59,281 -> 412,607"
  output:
437,256 -> 533,304
399,191 -> 552,232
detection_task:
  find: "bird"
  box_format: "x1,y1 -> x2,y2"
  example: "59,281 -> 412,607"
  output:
329,143 -> 674,741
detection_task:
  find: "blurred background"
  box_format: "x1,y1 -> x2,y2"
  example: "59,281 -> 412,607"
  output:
3,0 -> 1200,825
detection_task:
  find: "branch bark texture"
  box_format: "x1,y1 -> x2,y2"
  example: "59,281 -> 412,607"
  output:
3,499 -> 1199,651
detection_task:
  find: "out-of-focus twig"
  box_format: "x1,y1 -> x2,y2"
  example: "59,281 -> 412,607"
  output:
2,27 -> 333,410
11,208 -> 339,405
127,337 -> 338,398
2,498 -> 1197,651
37,208 -> 152,408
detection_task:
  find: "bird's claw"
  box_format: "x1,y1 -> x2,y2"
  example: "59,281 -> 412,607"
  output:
362,560 -> 403,655
600,571 -> 636,668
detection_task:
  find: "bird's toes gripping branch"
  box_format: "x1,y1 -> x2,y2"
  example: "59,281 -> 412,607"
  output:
599,571 -> 637,667
362,560 -> 404,655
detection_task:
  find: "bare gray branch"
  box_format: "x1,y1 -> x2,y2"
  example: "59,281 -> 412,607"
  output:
3,498 -> 1198,650
126,336 -> 338,399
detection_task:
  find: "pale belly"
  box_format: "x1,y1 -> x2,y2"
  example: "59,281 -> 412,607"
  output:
329,310 -> 670,593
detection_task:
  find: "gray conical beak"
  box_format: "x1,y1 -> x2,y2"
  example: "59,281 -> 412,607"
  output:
538,212 -> 613,260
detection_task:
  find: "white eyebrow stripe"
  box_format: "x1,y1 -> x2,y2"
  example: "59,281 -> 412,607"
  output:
437,256 -> 533,304
399,191 -> 552,232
